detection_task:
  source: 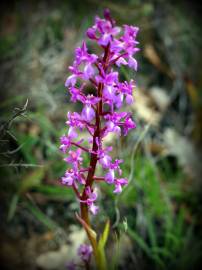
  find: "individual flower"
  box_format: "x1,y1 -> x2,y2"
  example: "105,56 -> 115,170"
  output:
81,105 -> 95,122
61,170 -> 74,186
75,41 -> 97,66
81,95 -> 100,122
114,178 -> 128,193
99,153 -> 112,169
122,115 -> 136,136
85,186 -> 99,215
64,149 -> 83,170
105,169 -> 115,184
78,244 -> 93,262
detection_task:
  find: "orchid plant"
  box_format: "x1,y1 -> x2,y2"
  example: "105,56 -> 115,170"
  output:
60,9 -> 139,270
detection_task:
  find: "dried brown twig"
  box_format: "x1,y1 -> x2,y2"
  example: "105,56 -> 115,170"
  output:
0,99 -> 28,142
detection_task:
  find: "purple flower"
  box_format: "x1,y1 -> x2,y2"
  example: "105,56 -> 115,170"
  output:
126,94 -> 134,104
59,126 -> 78,153
105,169 -> 115,184
75,41 -> 98,65
80,95 -> 100,122
84,186 -> 99,215
128,56 -> 138,71
61,171 -> 74,186
84,95 -> 100,106
83,63 -> 95,79
68,127 -> 78,138
78,244 -> 93,262
64,149 -> 83,170
69,85 -> 84,103
86,27 -> 97,39
89,203 -> 99,215
114,178 -> 128,193
99,153 -> 112,169
118,80 -> 134,95
66,112 -> 85,129
59,135 -> 71,153
85,186 -> 97,202
114,93 -> 124,108
66,261 -> 76,270
81,105 -> 95,122
96,71 -> 118,86
123,116 -> 136,136
61,167 -> 86,186
61,9 -> 139,215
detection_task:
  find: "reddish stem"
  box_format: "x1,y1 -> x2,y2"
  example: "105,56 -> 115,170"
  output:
93,176 -> 105,181
72,183 -> 81,198
90,78 -> 98,87
79,44 -> 110,264
79,167 -> 91,173
110,52 -> 127,66
81,46 -> 111,203
71,142 -> 90,153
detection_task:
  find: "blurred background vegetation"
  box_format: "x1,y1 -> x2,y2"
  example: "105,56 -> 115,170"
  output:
0,0 -> 202,269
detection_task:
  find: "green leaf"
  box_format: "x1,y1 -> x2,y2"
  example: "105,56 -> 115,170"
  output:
97,220 -> 110,270
17,135 -> 39,164
19,167 -> 45,194
127,226 -> 151,256
127,227 -> 164,267
7,168 -> 45,220
98,219 -> 110,250
151,247 -> 172,259
34,184 -> 74,201
75,213 -> 97,242
7,194 -> 19,221
27,202 -> 58,230
146,213 -> 157,248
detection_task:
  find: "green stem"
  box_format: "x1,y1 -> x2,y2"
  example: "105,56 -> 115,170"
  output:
80,202 -> 107,270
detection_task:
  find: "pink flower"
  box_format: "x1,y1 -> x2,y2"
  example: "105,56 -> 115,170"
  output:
126,94 -> 134,104
80,187 -> 99,215
123,116 -> 136,136
75,41 -> 98,65
105,169 -> 115,184
81,105 -> 95,122
96,71 -> 118,85
83,63 -> 95,80
61,171 -> 74,186
128,56 -> 138,71
99,154 -> 112,169
89,203 -> 99,215
64,149 -> 83,169
114,178 -> 128,193
78,244 -> 93,262
59,135 -> 71,153
65,74 -> 77,87
61,9 -> 139,215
